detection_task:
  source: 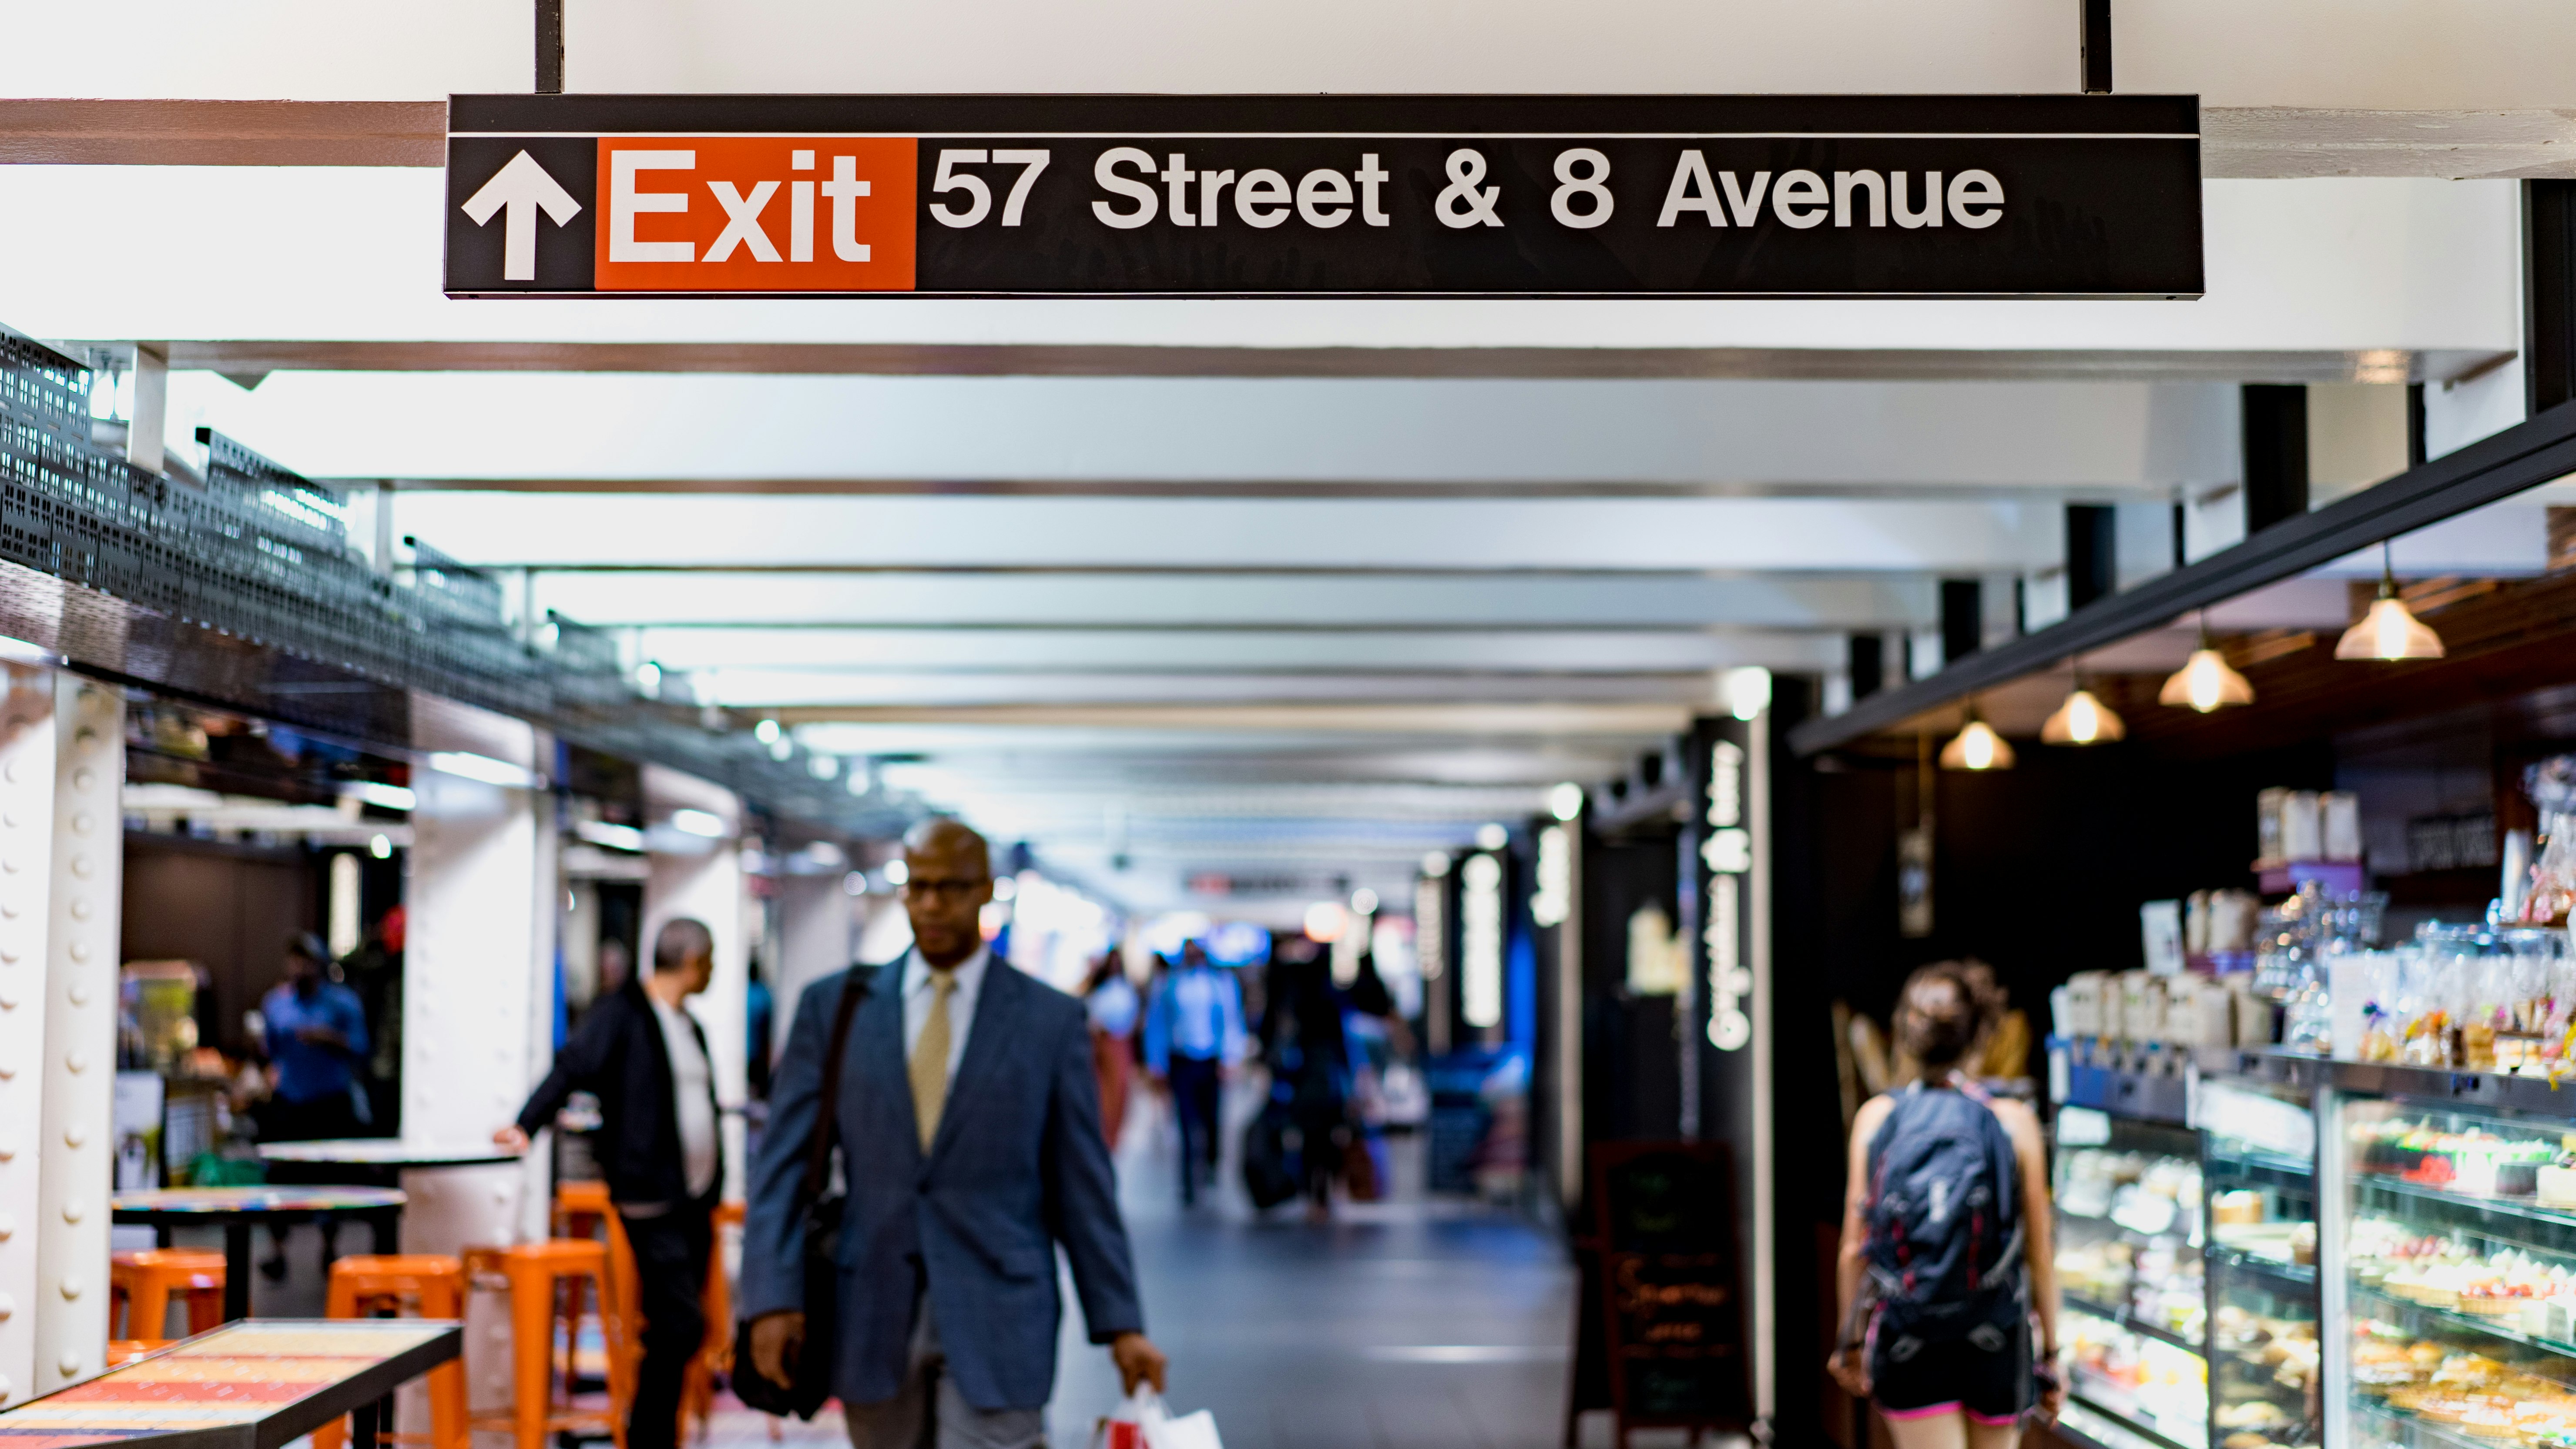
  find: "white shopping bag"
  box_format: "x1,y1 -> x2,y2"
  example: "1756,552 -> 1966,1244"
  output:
1094,1392 -> 1223,1449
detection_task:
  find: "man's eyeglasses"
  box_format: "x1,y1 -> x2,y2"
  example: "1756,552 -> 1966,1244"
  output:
902,875 -> 990,900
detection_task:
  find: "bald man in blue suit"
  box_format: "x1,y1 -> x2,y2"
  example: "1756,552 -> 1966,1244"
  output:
742,820 -> 1166,1449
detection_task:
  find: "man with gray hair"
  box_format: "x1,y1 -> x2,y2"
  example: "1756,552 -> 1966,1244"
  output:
498,917 -> 722,1449
744,818 -> 1166,1449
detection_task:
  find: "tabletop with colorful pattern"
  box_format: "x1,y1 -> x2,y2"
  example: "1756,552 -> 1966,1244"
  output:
0,1320 -> 458,1449
109,1188 -> 407,1218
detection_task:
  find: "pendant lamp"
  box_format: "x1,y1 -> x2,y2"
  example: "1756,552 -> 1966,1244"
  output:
1939,701 -> 2015,771
2335,542 -> 2445,662
2159,618 -> 2255,713
2041,669 -> 2127,745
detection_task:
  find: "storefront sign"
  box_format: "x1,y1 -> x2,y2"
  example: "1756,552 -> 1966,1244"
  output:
1701,739 -> 1751,1051
444,94 -> 2201,298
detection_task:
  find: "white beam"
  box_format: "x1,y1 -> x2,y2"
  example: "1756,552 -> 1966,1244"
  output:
389,493 -> 2055,572
0,171 -> 2517,358
641,626 -> 1843,674
173,371 -> 2248,492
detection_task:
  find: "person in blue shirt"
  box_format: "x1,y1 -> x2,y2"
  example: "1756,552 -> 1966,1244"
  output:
257,931 -> 370,1278
1144,940 -> 1244,1206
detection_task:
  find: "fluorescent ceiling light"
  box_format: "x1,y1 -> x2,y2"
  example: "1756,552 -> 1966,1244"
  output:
670,807 -> 727,838
427,751 -> 538,789
346,782 -> 417,811
575,820 -> 646,852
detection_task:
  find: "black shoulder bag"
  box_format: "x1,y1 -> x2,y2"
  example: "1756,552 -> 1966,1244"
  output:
733,967 -> 870,1419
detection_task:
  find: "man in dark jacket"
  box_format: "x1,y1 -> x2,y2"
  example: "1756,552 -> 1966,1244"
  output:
497,918 -> 722,1449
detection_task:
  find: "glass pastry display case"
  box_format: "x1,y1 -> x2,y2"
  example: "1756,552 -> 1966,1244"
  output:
2200,1073 -> 2321,1449
2056,1102 -> 2211,1449
2327,1068 -> 2576,1449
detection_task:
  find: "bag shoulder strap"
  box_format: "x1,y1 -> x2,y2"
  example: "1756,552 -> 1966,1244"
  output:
798,967 -> 872,1207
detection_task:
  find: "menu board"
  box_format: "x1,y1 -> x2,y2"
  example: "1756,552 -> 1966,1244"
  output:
1590,1143 -> 1751,1433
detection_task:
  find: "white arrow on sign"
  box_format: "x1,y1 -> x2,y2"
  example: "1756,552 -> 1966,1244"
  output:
461,151 -> 584,282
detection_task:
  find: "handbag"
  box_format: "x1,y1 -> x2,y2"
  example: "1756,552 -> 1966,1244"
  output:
732,967 -> 870,1419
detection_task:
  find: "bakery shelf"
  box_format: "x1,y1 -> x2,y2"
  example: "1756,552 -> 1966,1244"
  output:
2208,1246 -> 2320,1295
2066,1292 -> 2208,1356
2353,1175 -> 2576,1257
2059,1397 -> 2201,1449
2353,1396 -> 2525,1449
2354,1282 -> 2576,1363
2068,1381 -> 2208,1449
2207,1146 -> 2320,1196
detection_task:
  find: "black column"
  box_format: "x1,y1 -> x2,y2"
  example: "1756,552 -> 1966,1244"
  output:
2530,180 -> 2576,415
2242,384 -> 2310,532
2066,504 -> 2118,610
1846,634 -> 1884,702
1939,579 -> 1982,666
2080,0 -> 2113,93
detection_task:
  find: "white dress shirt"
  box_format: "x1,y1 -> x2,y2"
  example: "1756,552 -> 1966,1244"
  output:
648,995 -> 720,1201
901,944 -> 991,1087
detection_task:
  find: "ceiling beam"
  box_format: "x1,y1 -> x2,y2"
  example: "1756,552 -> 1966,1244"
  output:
358,475 -> 2201,499
176,338 -> 2506,384
770,702 -> 1694,732
7,100 -> 2572,180
0,100 -> 444,166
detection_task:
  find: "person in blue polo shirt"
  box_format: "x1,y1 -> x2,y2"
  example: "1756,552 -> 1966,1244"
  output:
257,931 -> 370,1278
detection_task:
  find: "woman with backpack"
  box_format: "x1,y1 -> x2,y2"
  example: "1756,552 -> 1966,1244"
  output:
1831,961 -> 2063,1448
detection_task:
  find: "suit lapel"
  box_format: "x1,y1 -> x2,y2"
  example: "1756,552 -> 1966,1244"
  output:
927,961 -> 1022,1166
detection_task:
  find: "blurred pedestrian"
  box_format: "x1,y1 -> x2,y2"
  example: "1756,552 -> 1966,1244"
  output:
1145,940 -> 1244,1206
257,932 -> 370,1278
1082,954 -> 1140,1149
1260,949 -> 1351,1222
497,918 -> 723,1449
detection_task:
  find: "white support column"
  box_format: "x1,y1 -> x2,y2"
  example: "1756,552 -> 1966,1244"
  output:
641,766 -> 746,1201
0,668 -> 59,1405
402,695 -> 550,1255
772,871 -> 855,1049
35,678 -> 123,1390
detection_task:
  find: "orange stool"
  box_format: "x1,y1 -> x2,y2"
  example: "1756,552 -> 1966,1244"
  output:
464,1240 -> 634,1449
678,1202 -> 747,1444
554,1182 -> 644,1383
109,1249 -> 225,1343
105,1342 -> 158,1368
313,1255 -> 469,1449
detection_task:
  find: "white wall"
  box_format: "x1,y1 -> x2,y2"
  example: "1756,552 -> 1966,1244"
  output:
640,766 -> 748,1201
19,0 -> 2576,111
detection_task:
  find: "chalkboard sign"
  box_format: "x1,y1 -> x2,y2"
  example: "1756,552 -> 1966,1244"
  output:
1581,1142 -> 1751,1440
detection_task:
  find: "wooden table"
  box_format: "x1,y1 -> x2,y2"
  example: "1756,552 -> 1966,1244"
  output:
0,1318 -> 458,1449
109,1189 -> 408,1323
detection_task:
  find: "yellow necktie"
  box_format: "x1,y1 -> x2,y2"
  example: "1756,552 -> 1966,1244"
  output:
909,969 -> 959,1151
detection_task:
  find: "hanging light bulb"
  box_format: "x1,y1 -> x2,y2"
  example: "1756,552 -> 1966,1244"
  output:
2335,542 -> 2445,662
2041,670 -> 2127,745
1938,702 -> 2015,771
2159,615 -> 2254,713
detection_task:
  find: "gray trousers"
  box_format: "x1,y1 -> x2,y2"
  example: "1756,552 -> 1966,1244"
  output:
842,1298 -> 1047,1449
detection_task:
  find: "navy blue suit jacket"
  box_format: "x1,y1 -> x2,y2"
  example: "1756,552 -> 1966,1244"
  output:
741,961 -> 1144,1411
